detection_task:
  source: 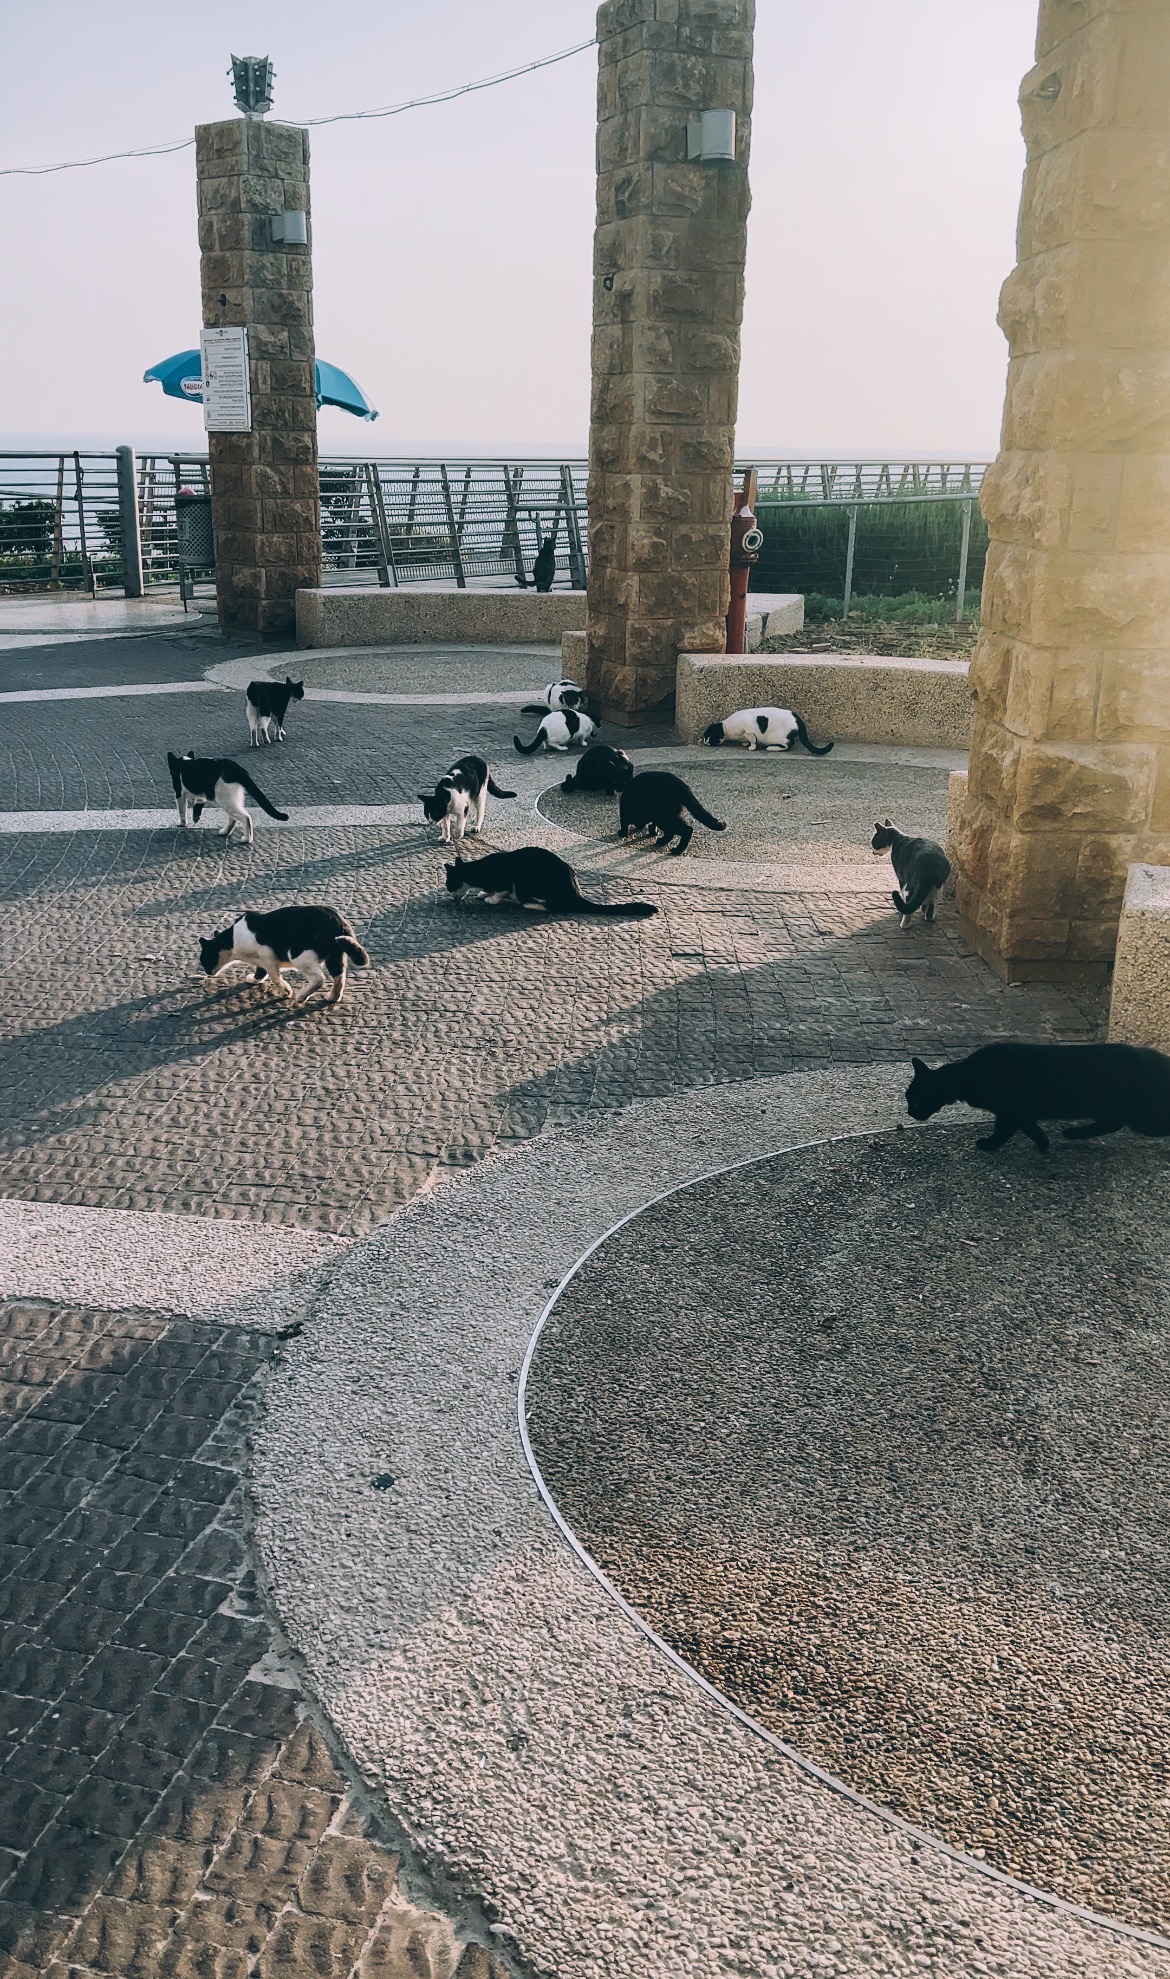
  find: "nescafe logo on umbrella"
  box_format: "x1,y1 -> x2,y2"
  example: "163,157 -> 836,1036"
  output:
180,375 -> 203,397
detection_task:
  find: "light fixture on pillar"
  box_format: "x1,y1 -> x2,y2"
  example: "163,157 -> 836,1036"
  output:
270,212 -> 308,245
229,55 -> 274,117
686,109 -> 736,161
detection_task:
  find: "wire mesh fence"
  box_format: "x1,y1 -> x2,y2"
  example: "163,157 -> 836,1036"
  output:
0,452 -> 990,616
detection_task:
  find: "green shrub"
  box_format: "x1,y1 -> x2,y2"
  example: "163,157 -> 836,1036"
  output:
801,590 -> 980,625
753,497 -> 987,604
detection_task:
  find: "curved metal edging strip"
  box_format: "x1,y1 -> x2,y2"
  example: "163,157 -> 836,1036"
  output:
516,1128 -> 1170,1957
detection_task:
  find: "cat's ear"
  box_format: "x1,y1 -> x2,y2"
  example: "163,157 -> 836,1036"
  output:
910,1056 -> 929,1075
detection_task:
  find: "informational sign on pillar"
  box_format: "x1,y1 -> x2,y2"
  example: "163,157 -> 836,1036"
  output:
200,326 -> 252,434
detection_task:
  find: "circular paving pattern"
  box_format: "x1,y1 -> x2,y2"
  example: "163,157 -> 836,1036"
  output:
538,753 -> 949,869
525,1126 -> 1170,1934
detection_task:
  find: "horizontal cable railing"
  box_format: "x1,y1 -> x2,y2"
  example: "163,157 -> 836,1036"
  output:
0,452 -> 991,600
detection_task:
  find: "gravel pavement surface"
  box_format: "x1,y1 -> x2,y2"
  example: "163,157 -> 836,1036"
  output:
255,1072 -> 1168,1979
0,819 -> 1099,1231
527,1127 -> 1170,1934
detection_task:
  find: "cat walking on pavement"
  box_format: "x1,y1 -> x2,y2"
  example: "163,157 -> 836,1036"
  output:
871,819 -> 951,927
168,752 -> 288,844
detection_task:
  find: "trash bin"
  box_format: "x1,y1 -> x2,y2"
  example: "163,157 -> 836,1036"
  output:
175,491 -> 214,607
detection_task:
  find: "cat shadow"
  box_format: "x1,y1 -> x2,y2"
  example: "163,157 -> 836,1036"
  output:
131,832 -> 430,925
0,981 -> 304,1155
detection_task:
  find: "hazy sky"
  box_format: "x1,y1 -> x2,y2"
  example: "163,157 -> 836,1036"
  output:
0,1 -> 1036,458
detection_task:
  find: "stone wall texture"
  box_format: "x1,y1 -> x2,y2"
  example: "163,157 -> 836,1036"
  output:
585,0 -> 754,721
1108,862 -> 1170,1046
196,119 -> 322,638
956,0 -> 1170,981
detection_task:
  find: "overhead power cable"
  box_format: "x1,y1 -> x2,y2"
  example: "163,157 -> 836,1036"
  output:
0,37 -> 596,178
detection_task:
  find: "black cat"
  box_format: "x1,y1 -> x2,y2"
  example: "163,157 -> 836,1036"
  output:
618,771 -> 726,856
245,677 -> 304,747
561,745 -> 634,795
532,537 -> 556,592
445,846 -> 656,918
906,1042 -> 1170,1152
871,819 -> 951,927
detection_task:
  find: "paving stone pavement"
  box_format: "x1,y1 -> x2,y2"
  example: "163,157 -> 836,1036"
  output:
0,625 -> 292,696
0,823 -> 1102,1233
0,1297 -> 511,1979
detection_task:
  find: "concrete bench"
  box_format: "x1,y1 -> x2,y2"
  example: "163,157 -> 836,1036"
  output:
675,653 -> 972,750
1108,864 -> 1170,1050
296,586 -> 587,647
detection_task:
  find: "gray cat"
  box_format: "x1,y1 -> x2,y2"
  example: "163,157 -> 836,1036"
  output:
871,819 -> 951,927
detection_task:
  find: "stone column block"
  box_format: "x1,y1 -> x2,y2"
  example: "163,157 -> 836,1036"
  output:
196,117 -> 321,640
957,0 -> 1170,980
1108,863 -> 1170,1047
585,0 -> 754,722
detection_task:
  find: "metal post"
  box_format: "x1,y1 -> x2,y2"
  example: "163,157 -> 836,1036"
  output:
502,466 -> 527,587
50,456 -> 65,587
116,446 -> 144,597
955,496 -> 973,623
363,465 -> 391,587
368,466 -> 399,586
561,464 -> 587,589
439,464 -> 466,588
73,453 -> 96,597
842,504 -> 858,618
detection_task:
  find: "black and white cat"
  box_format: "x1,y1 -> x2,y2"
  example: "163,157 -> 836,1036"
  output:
871,819 -> 951,927
245,677 -> 304,746
906,1042 -> 1170,1152
419,755 -> 516,843
520,679 -> 588,715
702,707 -> 833,754
514,709 -> 596,754
561,744 -> 634,795
167,752 -> 288,843
618,771 -> 726,856
199,905 -> 369,1006
445,846 -> 655,918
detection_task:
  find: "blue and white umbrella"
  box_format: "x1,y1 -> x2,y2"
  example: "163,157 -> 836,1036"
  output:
144,349 -> 378,420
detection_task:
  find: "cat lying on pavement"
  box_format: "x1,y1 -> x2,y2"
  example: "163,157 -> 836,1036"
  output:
445,846 -> 655,918
199,905 -> 369,1006
871,819 -> 951,927
561,744 -> 634,795
419,755 -> 516,843
906,1041 -> 1170,1152
521,679 -> 587,714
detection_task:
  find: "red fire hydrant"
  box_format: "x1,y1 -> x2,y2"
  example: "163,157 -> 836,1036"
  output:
726,466 -> 764,654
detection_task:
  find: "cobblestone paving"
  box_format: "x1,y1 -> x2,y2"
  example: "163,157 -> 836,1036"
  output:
0,1298 -> 509,1979
0,824 -> 1102,1233
0,626 -> 290,695
0,694 -> 533,814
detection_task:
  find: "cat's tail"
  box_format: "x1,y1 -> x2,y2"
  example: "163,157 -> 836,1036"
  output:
486,775 -> 517,798
575,896 -> 658,919
166,751 -> 183,797
513,731 -> 545,755
235,767 -> 289,820
679,786 -> 727,833
893,885 -> 936,918
793,713 -> 834,755
520,703 -> 550,715
335,936 -> 370,968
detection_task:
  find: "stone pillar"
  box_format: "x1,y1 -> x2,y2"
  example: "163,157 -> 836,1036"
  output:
195,118 -> 321,638
956,0 -> 1170,982
585,0 -> 754,723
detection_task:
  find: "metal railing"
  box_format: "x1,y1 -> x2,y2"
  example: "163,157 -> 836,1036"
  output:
0,452 -> 991,612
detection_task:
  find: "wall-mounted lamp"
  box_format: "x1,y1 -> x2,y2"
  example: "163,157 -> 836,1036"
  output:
270,211 -> 308,245
687,109 -> 736,162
